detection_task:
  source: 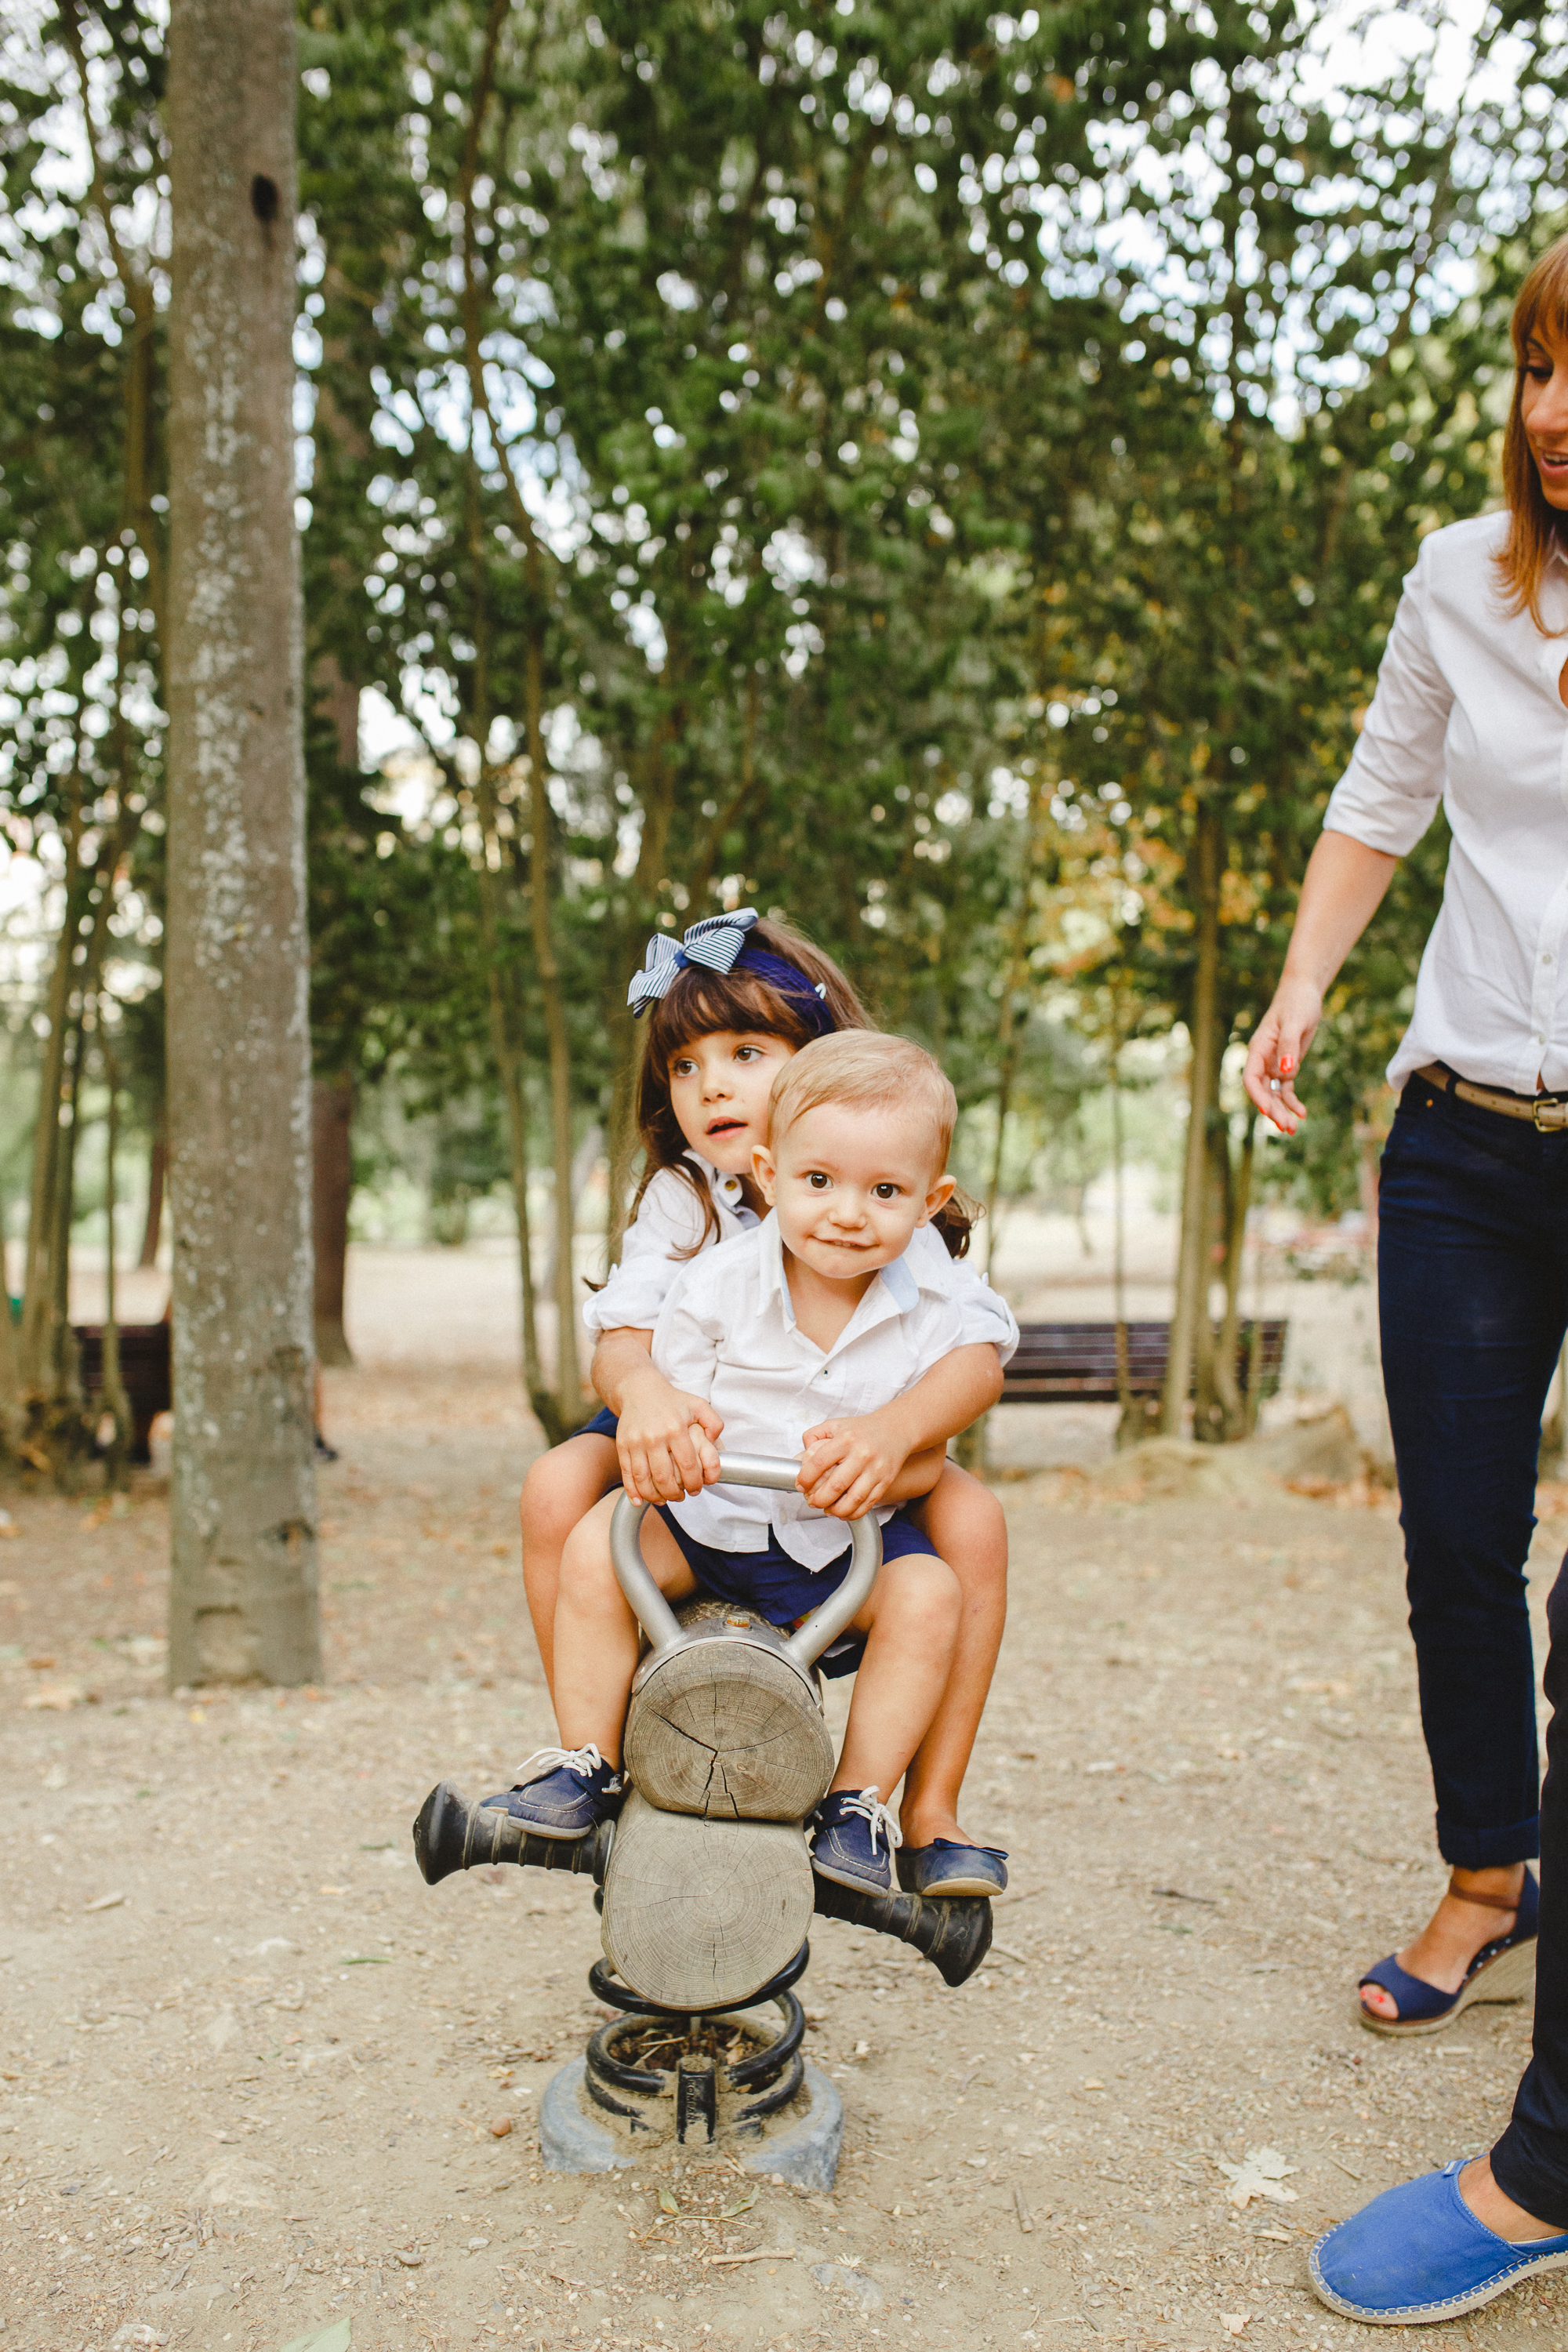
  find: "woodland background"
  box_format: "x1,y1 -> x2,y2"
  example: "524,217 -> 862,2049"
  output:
3,0 -> 1566,1465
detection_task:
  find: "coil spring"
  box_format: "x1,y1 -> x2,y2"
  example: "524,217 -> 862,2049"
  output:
583,1944 -> 809,2129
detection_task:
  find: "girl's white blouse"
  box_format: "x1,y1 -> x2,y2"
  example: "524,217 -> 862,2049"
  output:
1323,509 -> 1568,1095
583,1152 -> 1018,1361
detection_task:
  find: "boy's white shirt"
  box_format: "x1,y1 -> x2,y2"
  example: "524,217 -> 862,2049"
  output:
584,1150 -> 1019,1362
649,1210 -> 975,1570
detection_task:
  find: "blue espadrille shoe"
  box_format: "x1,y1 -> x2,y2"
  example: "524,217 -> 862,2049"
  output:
1311,2159 -> 1568,2325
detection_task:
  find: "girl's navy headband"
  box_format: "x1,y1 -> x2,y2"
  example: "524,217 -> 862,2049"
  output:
626,909 -> 835,1040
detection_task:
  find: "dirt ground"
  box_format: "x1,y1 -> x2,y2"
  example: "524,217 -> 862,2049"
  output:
4,1361 -> 1568,2352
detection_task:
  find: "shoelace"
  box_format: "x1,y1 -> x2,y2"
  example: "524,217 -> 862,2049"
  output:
516,1742 -> 615,1789
832,1786 -> 903,1858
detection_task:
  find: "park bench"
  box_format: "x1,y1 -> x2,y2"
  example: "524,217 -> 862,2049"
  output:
72,1322 -> 172,1463
999,1317 -> 1287,1404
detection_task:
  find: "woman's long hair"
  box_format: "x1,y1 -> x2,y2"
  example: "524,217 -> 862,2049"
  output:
1497,234 -> 1568,629
630,916 -> 975,1257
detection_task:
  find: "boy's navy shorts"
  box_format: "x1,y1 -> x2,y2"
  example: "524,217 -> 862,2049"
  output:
577,1405 -> 619,1439
652,1505 -> 938,1680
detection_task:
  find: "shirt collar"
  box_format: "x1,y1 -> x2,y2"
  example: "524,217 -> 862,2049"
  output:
757,1211 -> 921,1341
684,1148 -> 747,1215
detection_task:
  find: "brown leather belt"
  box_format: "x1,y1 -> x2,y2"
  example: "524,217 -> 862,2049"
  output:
1416,1062 -> 1568,1133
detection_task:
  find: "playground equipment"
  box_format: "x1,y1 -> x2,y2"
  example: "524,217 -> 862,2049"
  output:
413,1455 -> 993,2180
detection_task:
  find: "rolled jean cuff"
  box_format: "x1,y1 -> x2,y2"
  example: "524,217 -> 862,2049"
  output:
1436,1809 -> 1541,1870
1489,2123 -> 1568,2234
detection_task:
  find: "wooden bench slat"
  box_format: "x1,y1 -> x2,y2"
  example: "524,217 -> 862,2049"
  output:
999,1318 -> 1287,1403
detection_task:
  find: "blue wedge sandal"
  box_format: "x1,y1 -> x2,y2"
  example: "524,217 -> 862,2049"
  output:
1358,1870 -> 1537,2038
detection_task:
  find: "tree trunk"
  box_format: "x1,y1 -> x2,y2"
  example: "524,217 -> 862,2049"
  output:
164,0 -> 318,1688
1212,1114 -> 1254,1441
1160,801 -> 1223,1437
311,1073 -> 354,1367
139,1130 -> 166,1268
100,1035 -> 132,1490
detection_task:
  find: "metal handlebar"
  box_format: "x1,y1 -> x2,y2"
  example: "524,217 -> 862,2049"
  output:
609,1450 -> 882,1671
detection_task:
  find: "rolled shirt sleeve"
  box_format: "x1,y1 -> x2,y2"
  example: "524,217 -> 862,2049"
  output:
904,1226 -> 1020,1365
1322,538 -> 1454,858
582,1170 -> 710,1340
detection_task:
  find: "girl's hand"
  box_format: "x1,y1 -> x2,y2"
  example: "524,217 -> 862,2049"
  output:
615,1368 -> 724,1504
797,1411 -> 906,1520
1242,975 -> 1323,1135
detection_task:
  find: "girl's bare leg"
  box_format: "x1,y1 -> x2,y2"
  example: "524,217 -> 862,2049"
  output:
831,1553 -> 962,1801
552,1494 -> 696,1762
520,1432 -> 620,1695
898,1462 -> 1007,1846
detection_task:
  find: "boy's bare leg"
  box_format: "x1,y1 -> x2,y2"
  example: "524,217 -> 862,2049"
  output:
551,1492 -> 696,1763
898,1464 -> 1007,1846
831,1553 -> 962,1802
520,1433 -> 620,1696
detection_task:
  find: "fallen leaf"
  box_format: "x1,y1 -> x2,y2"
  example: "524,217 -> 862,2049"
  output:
657,2187 -> 680,2214
85,1892 -> 125,1914
714,2189 -> 758,2220
194,2156 -> 275,2211
1218,2148 -> 1299,2209
24,1680 -> 83,1712
276,2324 -> 353,2352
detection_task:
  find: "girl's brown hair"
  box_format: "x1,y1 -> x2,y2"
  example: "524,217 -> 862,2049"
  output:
628,918 -> 978,1258
1496,234 -> 1568,629
631,917 -> 871,1252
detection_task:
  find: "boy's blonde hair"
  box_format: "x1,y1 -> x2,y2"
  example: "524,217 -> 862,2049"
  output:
767,1033 -> 956,1174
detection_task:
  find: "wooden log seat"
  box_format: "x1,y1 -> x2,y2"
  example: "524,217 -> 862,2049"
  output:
601,1790 -> 816,2010
623,1596 -> 836,1825
998,1316 -> 1287,1405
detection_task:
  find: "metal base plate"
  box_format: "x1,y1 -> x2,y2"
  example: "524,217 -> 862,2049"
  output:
538,2055 -> 843,2187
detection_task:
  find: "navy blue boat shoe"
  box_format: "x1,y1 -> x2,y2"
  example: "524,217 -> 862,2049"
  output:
1311,2158 -> 1568,2325
1359,1869 -> 1538,2036
896,1838 -> 1008,1898
481,1744 -> 625,1839
810,1788 -> 902,1896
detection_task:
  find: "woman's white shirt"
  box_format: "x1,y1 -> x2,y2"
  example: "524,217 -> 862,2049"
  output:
1323,509 -> 1568,1095
583,1151 -> 1018,1362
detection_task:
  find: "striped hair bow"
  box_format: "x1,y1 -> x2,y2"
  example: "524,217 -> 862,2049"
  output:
626,908 -> 761,1014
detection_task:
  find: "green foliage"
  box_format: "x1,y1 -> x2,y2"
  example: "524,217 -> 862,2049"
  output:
8,0 -> 1568,1270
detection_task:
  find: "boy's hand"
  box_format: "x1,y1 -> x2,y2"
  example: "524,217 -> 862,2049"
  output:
616,1369 -> 724,1504
796,1410 -> 907,1520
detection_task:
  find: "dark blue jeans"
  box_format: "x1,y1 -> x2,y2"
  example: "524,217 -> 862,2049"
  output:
1494,1562 -> 1568,2223
1378,1072 -> 1568,1868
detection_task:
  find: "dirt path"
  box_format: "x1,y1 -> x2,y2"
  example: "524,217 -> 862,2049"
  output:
2,1367 -> 1564,2352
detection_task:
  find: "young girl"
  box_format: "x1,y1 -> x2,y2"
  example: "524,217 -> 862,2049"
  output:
517,908 -> 1014,1896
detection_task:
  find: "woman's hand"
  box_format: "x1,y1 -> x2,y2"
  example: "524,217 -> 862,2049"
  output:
797,1410 -> 910,1520
615,1365 -> 724,1504
1243,975 -> 1323,1135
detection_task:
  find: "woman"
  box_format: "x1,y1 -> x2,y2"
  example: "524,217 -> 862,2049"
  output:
1244,238 -> 1568,2063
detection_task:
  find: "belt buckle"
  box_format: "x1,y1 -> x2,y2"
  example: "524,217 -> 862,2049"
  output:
1534,1096 -> 1568,1133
